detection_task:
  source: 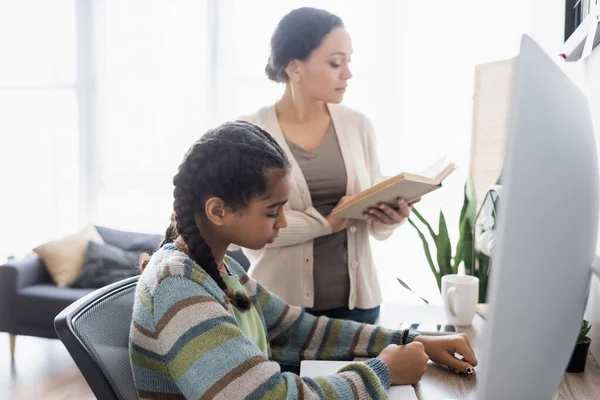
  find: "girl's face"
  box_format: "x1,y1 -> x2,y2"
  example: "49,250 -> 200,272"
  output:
225,173 -> 290,250
289,27 -> 353,104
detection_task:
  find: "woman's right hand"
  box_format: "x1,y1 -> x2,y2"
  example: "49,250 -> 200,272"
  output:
376,342 -> 429,385
326,195 -> 354,233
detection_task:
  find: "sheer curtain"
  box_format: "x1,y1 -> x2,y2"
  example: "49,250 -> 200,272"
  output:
0,0 -> 79,259
3,0 -> 549,302
89,0 -> 210,235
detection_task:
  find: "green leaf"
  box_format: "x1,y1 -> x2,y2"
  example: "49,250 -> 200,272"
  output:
412,207 -> 438,241
454,183 -> 471,272
408,217 -> 441,290
436,210 -> 452,277
396,278 -> 430,304
458,182 -> 470,225
459,179 -> 478,276
459,212 -> 474,275
467,179 -> 477,221
476,252 -> 491,302
579,320 -> 593,341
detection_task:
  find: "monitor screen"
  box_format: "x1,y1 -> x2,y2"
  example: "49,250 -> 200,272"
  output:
477,35 -> 599,399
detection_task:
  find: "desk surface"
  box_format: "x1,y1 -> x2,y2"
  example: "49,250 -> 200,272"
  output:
377,303 -> 600,400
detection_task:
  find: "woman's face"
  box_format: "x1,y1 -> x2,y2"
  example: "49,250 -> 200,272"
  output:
291,27 -> 353,104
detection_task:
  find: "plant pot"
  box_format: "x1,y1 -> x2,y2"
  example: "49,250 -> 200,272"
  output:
566,338 -> 591,373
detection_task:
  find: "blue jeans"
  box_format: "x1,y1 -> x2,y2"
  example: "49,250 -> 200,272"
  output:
307,305 -> 381,325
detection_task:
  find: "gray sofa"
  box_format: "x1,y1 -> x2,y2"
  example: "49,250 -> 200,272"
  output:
0,256 -> 95,341
0,227 -> 250,360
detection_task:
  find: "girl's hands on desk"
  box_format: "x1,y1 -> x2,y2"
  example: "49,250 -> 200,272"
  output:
413,334 -> 478,375
377,342 -> 429,385
364,197 -> 421,225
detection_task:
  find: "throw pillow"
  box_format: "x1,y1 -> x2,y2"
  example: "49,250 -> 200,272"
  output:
95,226 -> 162,253
33,225 -> 105,287
70,241 -> 140,289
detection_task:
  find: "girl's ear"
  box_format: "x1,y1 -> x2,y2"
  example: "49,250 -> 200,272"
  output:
204,197 -> 228,226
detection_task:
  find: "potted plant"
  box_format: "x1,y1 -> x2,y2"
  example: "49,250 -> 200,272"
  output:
566,319 -> 593,373
398,180 -> 491,302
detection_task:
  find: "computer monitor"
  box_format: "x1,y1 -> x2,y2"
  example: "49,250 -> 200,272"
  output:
477,35 -> 599,399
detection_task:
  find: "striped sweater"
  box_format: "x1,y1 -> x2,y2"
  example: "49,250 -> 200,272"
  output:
129,244 -> 417,399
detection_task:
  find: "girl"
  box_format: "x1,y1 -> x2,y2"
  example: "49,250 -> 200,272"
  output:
129,121 -> 476,399
239,7 -> 415,324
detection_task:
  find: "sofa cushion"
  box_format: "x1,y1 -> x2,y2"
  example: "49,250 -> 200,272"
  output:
17,284 -> 94,328
33,225 -> 105,287
70,242 -> 140,289
95,226 -> 162,253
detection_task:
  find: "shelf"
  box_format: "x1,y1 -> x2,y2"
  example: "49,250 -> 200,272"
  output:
561,12 -> 600,61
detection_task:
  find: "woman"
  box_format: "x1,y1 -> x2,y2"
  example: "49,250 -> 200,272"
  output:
239,7 -> 412,324
129,121 -> 477,398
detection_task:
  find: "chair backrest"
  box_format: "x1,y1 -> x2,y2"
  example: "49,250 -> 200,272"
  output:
55,276 -> 139,400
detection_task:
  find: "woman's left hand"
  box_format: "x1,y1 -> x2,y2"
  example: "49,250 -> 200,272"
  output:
413,334 -> 478,374
364,197 -> 420,225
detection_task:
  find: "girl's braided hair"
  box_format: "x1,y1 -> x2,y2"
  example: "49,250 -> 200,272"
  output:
141,121 -> 289,310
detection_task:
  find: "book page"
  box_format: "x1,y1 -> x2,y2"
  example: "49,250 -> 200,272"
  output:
415,155 -> 451,180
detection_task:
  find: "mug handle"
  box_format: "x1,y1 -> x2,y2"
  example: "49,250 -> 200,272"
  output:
444,286 -> 457,318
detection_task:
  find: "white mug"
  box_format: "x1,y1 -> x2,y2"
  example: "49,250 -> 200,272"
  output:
442,274 -> 479,326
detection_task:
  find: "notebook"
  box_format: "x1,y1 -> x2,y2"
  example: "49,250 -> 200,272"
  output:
300,360 -> 418,399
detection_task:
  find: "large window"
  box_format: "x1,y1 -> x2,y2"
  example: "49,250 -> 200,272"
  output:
89,0 -> 210,234
565,0 -> 599,42
3,0 -> 538,302
0,1 -> 79,258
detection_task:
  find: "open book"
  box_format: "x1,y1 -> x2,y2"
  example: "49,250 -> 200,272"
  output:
332,157 -> 456,220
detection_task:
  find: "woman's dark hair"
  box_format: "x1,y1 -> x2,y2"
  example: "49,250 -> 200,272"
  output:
141,121 -> 289,310
266,7 -> 344,83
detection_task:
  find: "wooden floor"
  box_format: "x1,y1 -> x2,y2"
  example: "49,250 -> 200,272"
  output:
1,333 -> 94,399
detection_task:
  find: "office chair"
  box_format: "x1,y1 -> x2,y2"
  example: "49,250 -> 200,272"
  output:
54,276 -> 139,400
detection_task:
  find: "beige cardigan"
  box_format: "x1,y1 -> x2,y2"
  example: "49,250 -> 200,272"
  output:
238,104 -> 400,309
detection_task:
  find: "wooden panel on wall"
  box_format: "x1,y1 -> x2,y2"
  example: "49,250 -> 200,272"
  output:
469,58 -> 514,210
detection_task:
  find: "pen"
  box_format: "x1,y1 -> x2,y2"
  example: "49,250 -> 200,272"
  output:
400,328 -> 410,345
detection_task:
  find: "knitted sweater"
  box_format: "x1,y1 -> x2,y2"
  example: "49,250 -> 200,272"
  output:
129,244 -> 417,399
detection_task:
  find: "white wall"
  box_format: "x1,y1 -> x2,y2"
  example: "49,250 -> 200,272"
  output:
583,47 -> 600,363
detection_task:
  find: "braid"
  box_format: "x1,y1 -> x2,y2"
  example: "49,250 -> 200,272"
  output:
159,120 -> 288,310
173,145 -> 252,310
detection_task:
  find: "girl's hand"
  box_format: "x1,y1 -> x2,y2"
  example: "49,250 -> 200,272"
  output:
413,334 -> 478,374
364,197 -> 421,225
376,342 -> 429,385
